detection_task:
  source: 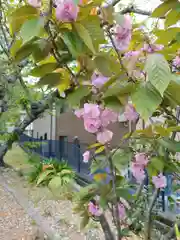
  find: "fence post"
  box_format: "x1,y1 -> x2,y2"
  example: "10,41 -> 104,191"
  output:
73,137 -> 81,173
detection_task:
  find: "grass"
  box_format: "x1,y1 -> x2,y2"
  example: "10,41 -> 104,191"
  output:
4,144 -> 32,172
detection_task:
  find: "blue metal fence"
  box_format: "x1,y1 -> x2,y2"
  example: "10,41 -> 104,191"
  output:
19,134 -> 91,181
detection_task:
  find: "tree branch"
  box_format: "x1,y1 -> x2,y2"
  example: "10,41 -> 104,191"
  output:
120,6 -> 152,17
99,214 -> 115,240
145,189 -> 160,240
106,147 -> 122,240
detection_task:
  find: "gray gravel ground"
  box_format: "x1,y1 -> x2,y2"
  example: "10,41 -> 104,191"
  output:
0,168 -> 104,240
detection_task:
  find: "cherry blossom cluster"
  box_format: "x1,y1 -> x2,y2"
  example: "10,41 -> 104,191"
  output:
131,152 -> 149,183
75,103 -> 118,145
88,201 -> 127,219
131,153 -> 167,189
113,15 -> 132,51
173,55 -> 180,68
124,104 -> 139,122
28,0 -> 80,22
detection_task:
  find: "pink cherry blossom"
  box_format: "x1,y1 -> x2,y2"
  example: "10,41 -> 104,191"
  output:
173,56 -> 180,68
88,202 -> 101,216
118,204 -> 126,219
74,104 -> 116,144
135,153 -> 149,167
124,51 -> 140,58
131,162 -> 145,183
83,151 -> 90,163
113,15 -> 132,51
97,129 -> 113,144
55,0 -> 79,22
91,72 -> 109,88
84,118 -> 101,133
101,108 -> 118,127
84,103 -> 100,119
28,0 -> 41,8
124,104 -> 139,122
152,173 -> 167,189
142,43 -> 164,53
74,108 -> 84,119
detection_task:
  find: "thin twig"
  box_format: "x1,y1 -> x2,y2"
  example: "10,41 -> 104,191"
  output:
106,146 -> 122,240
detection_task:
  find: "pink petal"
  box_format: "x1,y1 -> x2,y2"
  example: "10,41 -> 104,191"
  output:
97,129 -> 113,144
84,103 -> 100,119
83,151 -> 90,163
152,173 -> 167,189
55,0 -> 79,22
74,108 -> 84,118
135,153 -> 149,167
28,0 -> 41,7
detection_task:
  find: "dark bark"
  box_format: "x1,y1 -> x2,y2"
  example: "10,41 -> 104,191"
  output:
99,214 -> 115,240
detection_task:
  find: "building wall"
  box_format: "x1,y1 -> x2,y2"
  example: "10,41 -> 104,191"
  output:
55,111 -> 135,146
33,109 -> 56,140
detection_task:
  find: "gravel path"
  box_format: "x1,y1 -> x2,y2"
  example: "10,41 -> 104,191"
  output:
0,183 -> 42,240
0,168 -> 103,240
0,167 -> 141,240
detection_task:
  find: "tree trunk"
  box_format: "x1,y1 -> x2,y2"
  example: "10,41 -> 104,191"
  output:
99,214 -> 115,240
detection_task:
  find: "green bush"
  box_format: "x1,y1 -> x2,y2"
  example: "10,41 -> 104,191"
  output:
27,157 -> 75,189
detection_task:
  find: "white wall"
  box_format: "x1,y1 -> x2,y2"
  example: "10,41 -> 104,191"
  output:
33,109 -> 56,140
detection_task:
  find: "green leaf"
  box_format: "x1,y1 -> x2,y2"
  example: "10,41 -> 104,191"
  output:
9,5 -> 38,34
116,187 -> 133,200
101,6 -> 114,24
103,96 -> 122,111
104,81 -> 136,98
94,54 -> 119,77
74,23 -> 96,53
95,146 -> 105,154
32,39 -> 51,62
175,224 -> 180,238
88,142 -> 102,149
20,17 -> 44,43
131,82 -> 162,120
164,75 -> 180,106
90,157 -> 107,174
67,86 -> 91,106
99,196 -> 108,209
145,54 -> 171,97
10,38 -> 23,57
14,40 -> 35,62
112,149 -> 133,171
149,157 -> 165,172
82,16 -> 105,50
30,63 -> 58,77
165,9 -> 180,28
154,125 -> 170,137
147,164 -> 158,177
37,72 -> 61,87
62,31 -> 87,58
112,149 -> 133,170
158,138 -> 180,153
80,212 -> 90,229
48,176 -> 62,190
36,169 -> 54,186
151,0 -> 177,18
